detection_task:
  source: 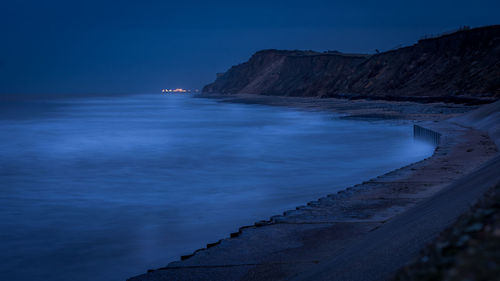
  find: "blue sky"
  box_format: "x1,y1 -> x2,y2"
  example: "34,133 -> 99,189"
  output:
1,0 -> 498,96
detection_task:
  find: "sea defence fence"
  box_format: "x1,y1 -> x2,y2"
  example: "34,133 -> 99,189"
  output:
414,125 -> 441,146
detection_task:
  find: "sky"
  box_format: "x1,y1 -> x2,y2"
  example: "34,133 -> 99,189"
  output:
0,0 -> 499,97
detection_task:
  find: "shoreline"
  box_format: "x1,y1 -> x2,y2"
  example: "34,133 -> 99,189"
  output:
197,93 -> 478,121
129,96 -> 499,281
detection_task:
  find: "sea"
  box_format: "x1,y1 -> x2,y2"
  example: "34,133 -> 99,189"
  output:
0,94 -> 434,281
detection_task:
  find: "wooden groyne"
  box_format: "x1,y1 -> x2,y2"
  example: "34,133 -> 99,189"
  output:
414,125 -> 441,146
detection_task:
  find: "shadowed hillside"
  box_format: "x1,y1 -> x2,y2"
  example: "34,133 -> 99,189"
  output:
203,25 -> 500,104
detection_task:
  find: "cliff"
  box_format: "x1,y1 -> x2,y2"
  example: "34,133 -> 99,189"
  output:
203,25 -> 500,103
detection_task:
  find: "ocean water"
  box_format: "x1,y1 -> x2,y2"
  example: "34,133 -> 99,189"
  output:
0,94 -> 434,281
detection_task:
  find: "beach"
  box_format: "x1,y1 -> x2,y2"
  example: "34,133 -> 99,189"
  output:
130,96 -> 499,281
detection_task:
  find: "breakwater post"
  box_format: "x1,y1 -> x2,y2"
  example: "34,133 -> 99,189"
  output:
414,124 -> 441,146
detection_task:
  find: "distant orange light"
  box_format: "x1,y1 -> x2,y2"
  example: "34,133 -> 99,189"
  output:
162,88 -> 191,93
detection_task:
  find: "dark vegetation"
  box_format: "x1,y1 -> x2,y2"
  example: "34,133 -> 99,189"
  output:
394,183 -> 500,281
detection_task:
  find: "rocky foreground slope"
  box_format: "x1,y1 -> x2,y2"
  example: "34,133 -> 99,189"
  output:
393,182 -> 500,281
203,25 -> 500,104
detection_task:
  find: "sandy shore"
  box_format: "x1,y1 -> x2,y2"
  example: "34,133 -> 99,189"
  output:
129,96 -> 499,281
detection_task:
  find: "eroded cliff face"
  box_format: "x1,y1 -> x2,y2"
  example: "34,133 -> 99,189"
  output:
203,25 -> 500,103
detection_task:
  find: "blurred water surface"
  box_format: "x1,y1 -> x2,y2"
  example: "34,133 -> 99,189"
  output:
0,94 -> 434,281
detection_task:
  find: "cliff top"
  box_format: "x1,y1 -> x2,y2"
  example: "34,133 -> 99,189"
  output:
254,25 -> 500,58
254,49 -> 370,58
